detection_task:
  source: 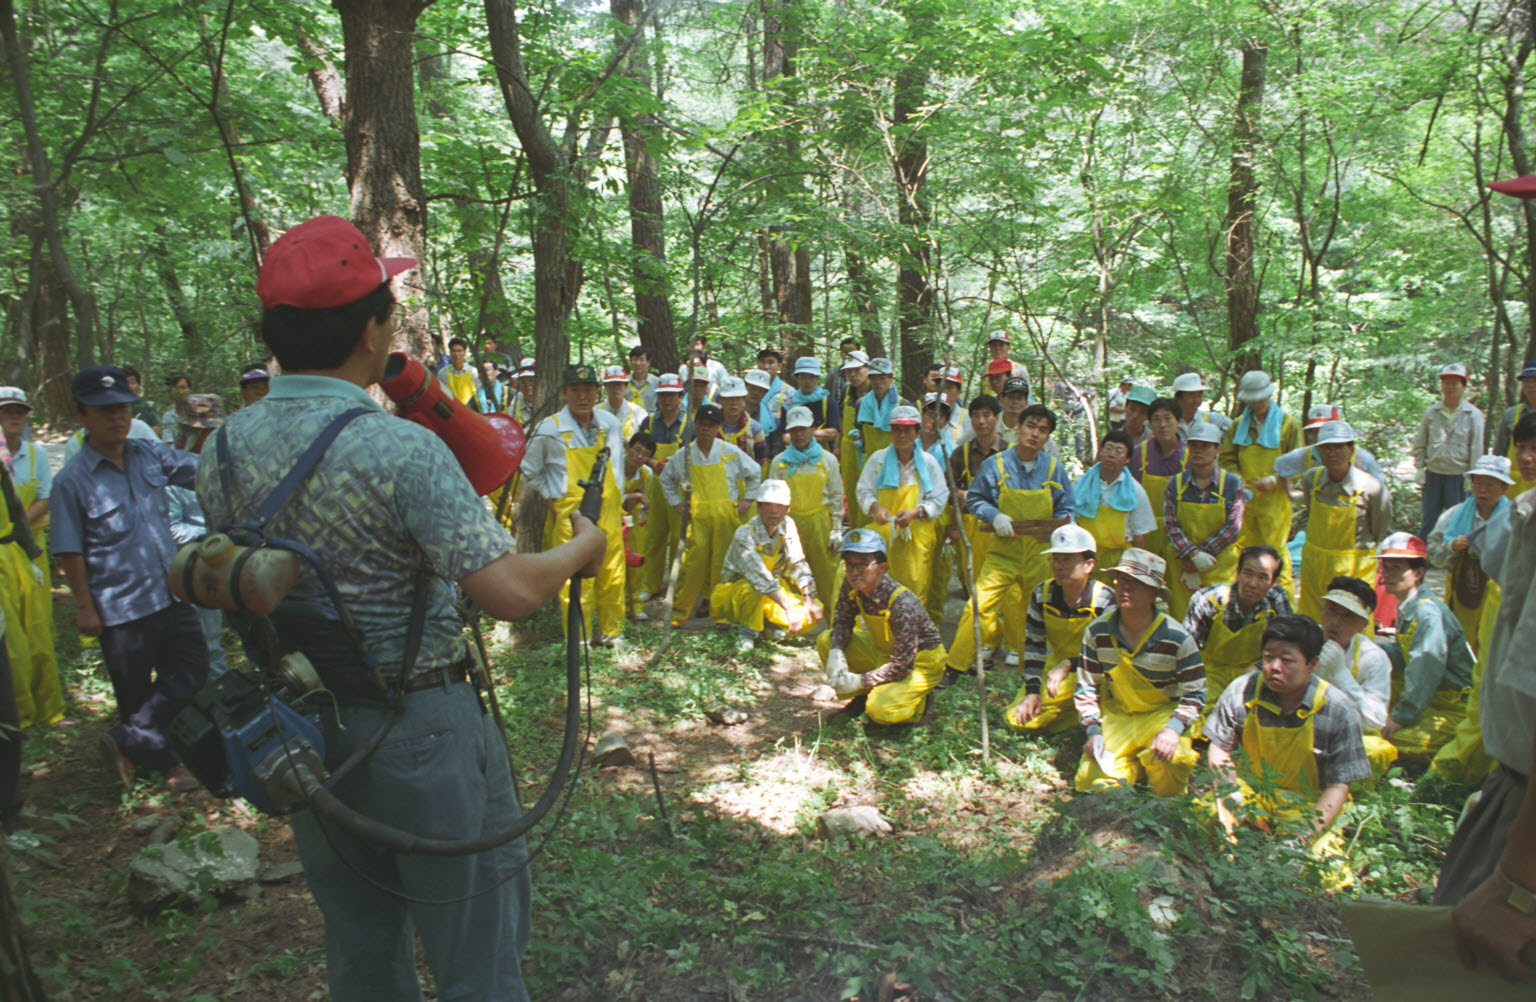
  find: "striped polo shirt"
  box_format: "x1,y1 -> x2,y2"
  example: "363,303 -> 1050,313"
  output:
1074,609 -> 1206,736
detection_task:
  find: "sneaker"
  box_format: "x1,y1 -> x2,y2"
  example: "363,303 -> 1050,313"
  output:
1004,651 -> 1019,667
736,630 -> 757,653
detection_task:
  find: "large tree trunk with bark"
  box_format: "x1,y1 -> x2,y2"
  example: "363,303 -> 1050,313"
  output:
1224,42 -> 1267,381
1498,5 -> 1536,362
613,0 -> 679,374
761,0 -> 813,353
334,0 -> 433,357
893,44 -> 934,402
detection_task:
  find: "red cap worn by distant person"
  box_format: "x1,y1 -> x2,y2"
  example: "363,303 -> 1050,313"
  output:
986,358 -> 1013,376
257,215 -> 416,310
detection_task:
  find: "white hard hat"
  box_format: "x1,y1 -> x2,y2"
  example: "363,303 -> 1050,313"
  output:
1043,524 -> 1097,555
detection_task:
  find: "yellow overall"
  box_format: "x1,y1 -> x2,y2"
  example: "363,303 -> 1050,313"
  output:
444,368 -> 478,407
840,393 -> 866,529
871,472 -> 938,601
623,465 -> 651,616
710,532 -> 809,633
1297,481 -> 1376,623
1507,402 -> 1536,499
1137,446 -> 1183,564
946,454 -> 1060,673
1166,477 -> 1239,621
1190,593 -> 1267,739
815,584 -> 947,724
722,418 -> 758,524
1005,581 -> 1107,734
1430,575 -> 1501,784
1073,614 -> 1200,797
1076,498 -> 1129,587
1386,613 -> 1470,762
0,477 -> 62,728
956,448 -> 1026,659
772,454 -> 840,608
1338,637 -> 1401,779
643,437 -> 685,595
670,449 -> 739,625
15,444 -> 48,580
1234,435 -> 1294,596
542,425 -> 625,639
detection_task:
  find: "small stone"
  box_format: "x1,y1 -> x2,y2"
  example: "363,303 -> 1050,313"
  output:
593,732 -> 635,767
810,684 -> 837,701
126,826 -> 260,912
258,860 -> 306,884
149,817 -> 183,845
706,706 -> 747,726
130,814 -> 163,835
816,805 -> 892,838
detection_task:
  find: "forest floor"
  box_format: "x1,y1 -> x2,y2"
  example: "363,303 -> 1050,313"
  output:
8,572 -> 1463,1001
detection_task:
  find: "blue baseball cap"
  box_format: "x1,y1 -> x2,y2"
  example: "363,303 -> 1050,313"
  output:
1521,360 -> 1536,380
72,365 -> 140,407
841,528 -> 887,556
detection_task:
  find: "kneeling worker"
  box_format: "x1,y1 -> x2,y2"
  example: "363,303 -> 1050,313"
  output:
1377,532 -> 1474,761
711,479 -> 823,652
1074,547 -> 1205,797
1006,524 -> 1115,733
1181,544 -> 1290,736
1314,576 -> 1398,777
1204,614 -> 1371,849
819,529 -> 947,726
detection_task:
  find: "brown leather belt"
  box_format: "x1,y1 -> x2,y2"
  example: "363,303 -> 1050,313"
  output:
400,661 -> 471,694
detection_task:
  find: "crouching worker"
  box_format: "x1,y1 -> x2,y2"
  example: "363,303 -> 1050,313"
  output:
1204,615 -> 1371,878
1006,524 -> 1115,734
818,528 -> 947,726
1074,547 -> 1204,797
1314,577 -> 1399,778
1377,532 -> 1475,761
711,479 -> 823,652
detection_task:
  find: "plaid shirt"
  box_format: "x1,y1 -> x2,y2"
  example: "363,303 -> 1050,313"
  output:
1162,467 -> 1245,559
1182,582 -> 1292,647
1204,673 -> 1372,789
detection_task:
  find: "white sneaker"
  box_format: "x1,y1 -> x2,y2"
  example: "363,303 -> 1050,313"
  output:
736,630 -> 757,653
1004,651 -> 1019,667
637,591 -> 653,603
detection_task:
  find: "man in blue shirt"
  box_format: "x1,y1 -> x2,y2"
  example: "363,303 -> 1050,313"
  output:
52,365 -> 206,790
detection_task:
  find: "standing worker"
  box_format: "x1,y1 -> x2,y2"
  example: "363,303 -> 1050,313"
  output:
1072,429 -> 1154,582
639,374 -> 688,602
201,215 -> 607,1001
1294,421 -> 1393,621
856,405 -> 948,600
1162,421 -> 1245,619
521,363 -> 628,647
1221,370 -> 1301,595
1413,362 -> 1485,540
600,365 -> 650,442
437,337 -> 479,408
838,351 -> 871,528
1491,359 -> 1536,499
770,406 -> 844,609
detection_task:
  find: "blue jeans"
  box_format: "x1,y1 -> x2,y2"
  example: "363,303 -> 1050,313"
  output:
291,682 -> 531,1002
100,603 -> 209,771
1420,470 -> 1468,539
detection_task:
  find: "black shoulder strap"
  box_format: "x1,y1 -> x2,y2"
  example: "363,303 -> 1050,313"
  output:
219,408 -> 371,532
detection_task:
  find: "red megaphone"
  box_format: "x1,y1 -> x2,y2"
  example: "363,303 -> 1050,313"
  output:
380,352 -> 526,495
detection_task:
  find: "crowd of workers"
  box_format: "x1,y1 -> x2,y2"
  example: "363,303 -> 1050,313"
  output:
0,214 -> 1532,994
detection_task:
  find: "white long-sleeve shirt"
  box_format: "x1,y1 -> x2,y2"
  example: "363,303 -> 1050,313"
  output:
520,406 -> 625,502
1315,635 -> 1392,732
1413,398 -> 1485,476
719,516 -> 815,598
658,439 -> 761,506
855,446 -> 949,520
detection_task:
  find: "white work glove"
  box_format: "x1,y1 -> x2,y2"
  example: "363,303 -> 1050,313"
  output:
30,563 -> 43,587
992,512 -> 1015,539
1191,550 -> 1217,573
825,649 -> 865,698
828,529 -> 843,552
1086,733 -> 1113,774
1181,569 -> 1203,591
894,523 -> 912,542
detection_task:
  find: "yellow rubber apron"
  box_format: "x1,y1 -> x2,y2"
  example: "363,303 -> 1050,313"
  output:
623,466 -> 650,615
1507,402 -> 1536,499
722,417 -> 758,524
1337,636 -> 1400,779
1007,580 -> 1106,734
1297,478 -> 1376,623
814,583 -> 946,725
1136,443 -> 1183,565
773,454 -> 840,608
444,368 -> 478,407
1234,430 -> 1293,595
1073,613 -> 1198,797
643,434 -> 684,594
15,442 -> 48,579
946,454 -> 1058,673
1430,571 -> 1496,786
0,470 -> 61,728
543,422 -> 625,638
1166,474 -> 1239,620
874,474 -> 938,600
840,391 -> 866,529
1386,610 -> 1470,761
709,531 -> 806,633
1076,493 -> 1129,586
1191,590 -> 1268,738
670,447 -> 738,625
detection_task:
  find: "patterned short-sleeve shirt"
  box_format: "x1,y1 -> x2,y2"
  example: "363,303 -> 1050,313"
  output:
196,375 -> 513,674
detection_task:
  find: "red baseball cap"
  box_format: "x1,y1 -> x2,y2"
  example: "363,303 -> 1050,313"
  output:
257,215 -> 416,310
986,358 -> 1013,376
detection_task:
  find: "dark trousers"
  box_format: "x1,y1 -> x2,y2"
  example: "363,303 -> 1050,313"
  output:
0,641 -> 18,833
1420,470 -> 1467,539
100,603 -> 209,772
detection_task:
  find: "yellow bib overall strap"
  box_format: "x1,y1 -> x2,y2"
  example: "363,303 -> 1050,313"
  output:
545,420 -> 625,638
1168,473 -> 1237,617
1201,589 -> 1269,698
670,444 -> 741,624
1076,502 -> 1129,580
444,369 -> 478,406
841,393 -> 866,528
642,437 -> 683,594
1299,477 -> 1376,621
775,456 -> 838,606
1043,581 -> 1106,664
1104,613 -> 1172,713
1241,676 -> 1327,797
1235,432 -> 1291,584
855,583 -> 907,651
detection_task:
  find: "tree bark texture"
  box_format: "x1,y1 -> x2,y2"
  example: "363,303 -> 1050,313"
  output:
334,0 -> 433,358
613,0 -> 679,374
1224,42 -> 1267,379
0,847 -> 48,999
1500,1 -> 1536,361
893,48 -> 934,402
761,0 -> 813,352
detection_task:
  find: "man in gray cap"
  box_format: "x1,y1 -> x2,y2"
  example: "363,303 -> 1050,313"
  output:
1295,420 -> 1392,621
1414,362 -> 1485,539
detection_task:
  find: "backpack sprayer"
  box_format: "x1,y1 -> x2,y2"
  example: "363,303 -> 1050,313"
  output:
167,353 -> 600,853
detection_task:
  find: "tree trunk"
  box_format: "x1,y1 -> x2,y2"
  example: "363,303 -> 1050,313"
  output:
846,243 -> 882,356
334,0 -> 434,357
0,845 -> 49,999
1224,42 -> 1267,380
761,0 -> 812,353
613,0 -> 679,374
1,0 -> 98,386
150,233 -> 199,357
1499,5 -> 1536,361
893,39 -> 933,401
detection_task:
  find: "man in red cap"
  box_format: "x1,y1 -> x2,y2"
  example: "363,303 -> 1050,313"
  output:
984,330 -> 1029,381
202,215 -> 606,1002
